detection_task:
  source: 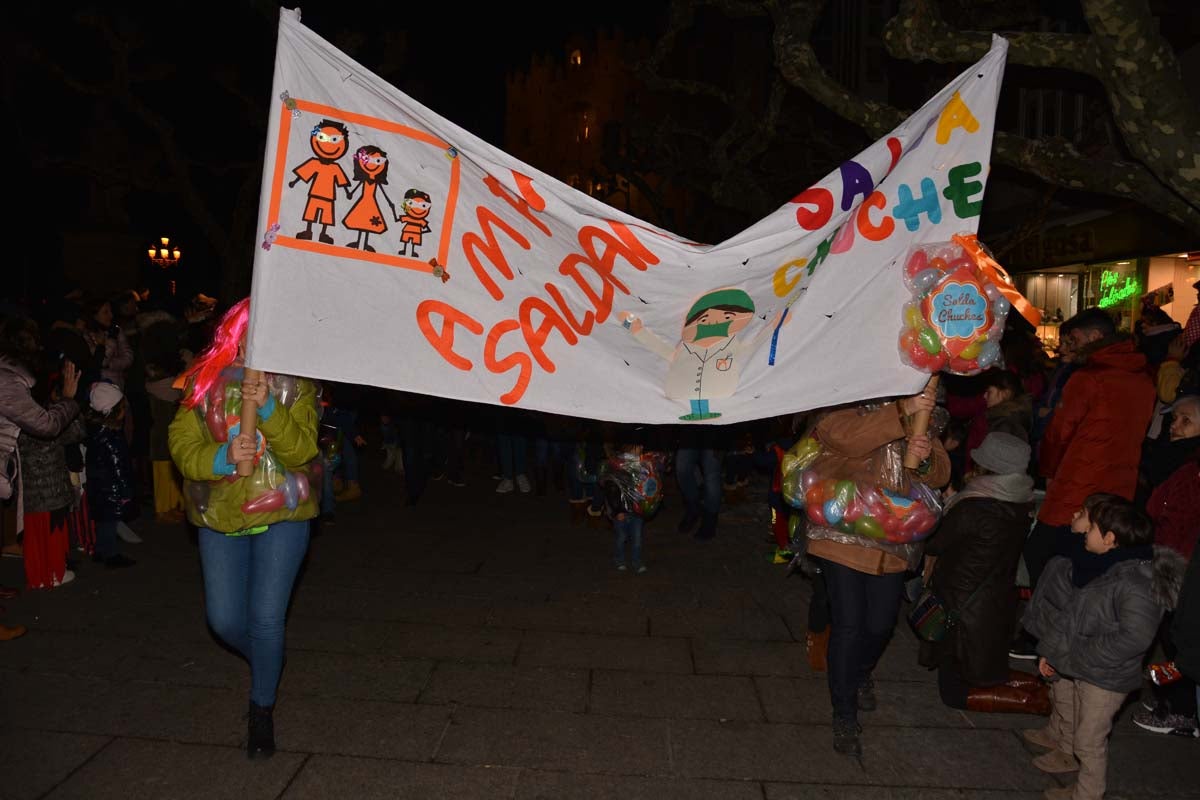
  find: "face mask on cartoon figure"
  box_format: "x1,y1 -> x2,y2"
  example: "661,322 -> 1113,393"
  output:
695,322 -> 732,339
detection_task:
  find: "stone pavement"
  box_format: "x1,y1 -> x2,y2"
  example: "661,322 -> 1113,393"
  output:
2,458 -> 1195,800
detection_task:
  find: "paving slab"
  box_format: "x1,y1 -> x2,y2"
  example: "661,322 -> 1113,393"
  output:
649,606 -> 793,641
515,770 -> 765,799
417,661 -> 588,712
589,669 -> 763,721
286,616 -> 521,661
436,707 -> 670,775
282,755 -> 520,799
0,728 -> 111,800
275,695 -> 452,760
40,738 -> 303,800
517,629 -> 693,673
691,637 -> 808,677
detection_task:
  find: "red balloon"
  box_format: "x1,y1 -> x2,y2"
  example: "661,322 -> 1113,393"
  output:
905,249 -> 929,279
949,357 -> 980,373
805,483 -> 825,509
806,503 -> 826,525
844,497 -> 864,522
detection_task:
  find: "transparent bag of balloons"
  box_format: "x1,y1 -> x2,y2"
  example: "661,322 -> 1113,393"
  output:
598,451 -> 665,518
781,423 -> 945,565
183,370 -> 321,529
898,233 -> 1013,375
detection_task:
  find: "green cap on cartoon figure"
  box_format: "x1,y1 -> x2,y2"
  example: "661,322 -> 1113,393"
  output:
685,288 -> 755,322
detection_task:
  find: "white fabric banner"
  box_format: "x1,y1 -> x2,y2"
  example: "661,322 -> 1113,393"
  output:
247,9 -> 1008,424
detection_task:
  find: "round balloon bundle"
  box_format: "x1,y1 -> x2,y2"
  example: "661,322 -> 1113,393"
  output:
599,452 -> 663,517
898,235 -> 1013,375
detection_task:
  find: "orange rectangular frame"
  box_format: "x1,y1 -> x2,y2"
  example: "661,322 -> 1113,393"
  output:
265,99 -> 462,274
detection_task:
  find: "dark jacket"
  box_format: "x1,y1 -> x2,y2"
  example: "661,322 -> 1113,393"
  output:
1038,336 -> 1156,526
1171,545 -> 1200,680
919,495 -> 1034,685
1023,545 -> 1187,693
17,419 -> 85,513
85,424 -> 135,521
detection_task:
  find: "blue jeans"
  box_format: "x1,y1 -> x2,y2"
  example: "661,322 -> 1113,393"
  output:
821,558 -> 904,721
613,514 -> 644,568
198,520 -> 310,706
675,447 -> 722,515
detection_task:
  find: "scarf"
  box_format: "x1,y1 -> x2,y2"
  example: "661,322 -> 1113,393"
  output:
1140,435 -> 1200,490
944,472 -> 1034,512
1068,537 -> 1154,588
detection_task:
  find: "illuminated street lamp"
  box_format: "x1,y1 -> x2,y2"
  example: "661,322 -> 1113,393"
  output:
147,236 -> 182,295
147,236 -> 181,268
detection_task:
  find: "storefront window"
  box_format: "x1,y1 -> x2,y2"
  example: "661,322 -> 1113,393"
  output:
1015,272 -> 1079,349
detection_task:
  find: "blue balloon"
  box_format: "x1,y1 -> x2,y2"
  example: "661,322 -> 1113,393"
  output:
282,471 -> 299,511
823,499 -> 845,525
978,340 -> 1002,369
912,268 -> 942,295
993,296 -> 1012,316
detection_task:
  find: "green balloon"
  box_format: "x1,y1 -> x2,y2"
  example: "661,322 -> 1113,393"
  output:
918,327 -> 942,355
854,515 -> 886,539
834,480 -> 856,506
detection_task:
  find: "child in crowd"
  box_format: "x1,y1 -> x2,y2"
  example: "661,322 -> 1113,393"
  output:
598,431 -> 663,574
1022,493 -> 1185,800
84,382 -> 137,568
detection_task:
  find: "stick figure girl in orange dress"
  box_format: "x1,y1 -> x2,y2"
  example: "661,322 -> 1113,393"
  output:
342,146 -> 395,253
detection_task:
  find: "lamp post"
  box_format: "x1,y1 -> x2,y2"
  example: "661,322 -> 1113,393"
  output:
147,236 -> 181,295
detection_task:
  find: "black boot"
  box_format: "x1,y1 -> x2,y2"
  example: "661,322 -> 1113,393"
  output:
694,511 -> 718,540
247,701 -> 276,760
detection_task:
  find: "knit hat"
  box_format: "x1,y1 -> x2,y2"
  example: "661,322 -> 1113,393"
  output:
89,382 -> 124,415
970,431 -> 1030,475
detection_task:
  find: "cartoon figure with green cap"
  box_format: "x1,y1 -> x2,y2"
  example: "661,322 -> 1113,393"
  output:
618,287 -> 783,421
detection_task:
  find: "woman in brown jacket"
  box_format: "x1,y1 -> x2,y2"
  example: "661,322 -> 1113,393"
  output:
806,387 -> 950,757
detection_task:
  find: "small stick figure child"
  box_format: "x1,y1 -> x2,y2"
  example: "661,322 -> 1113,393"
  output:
396,189 -> 432,258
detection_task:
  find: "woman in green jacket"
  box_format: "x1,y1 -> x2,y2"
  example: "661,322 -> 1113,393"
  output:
168,297 -> 320,760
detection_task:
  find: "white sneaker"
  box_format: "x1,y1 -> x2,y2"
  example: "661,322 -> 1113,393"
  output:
116,522 -> 143,544
515,474 -> 531,493
54,569 -> 76,587
495,478 -> 515,494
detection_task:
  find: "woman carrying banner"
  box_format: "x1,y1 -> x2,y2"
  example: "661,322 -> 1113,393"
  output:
803,385 -> 950,757
167,298 -> 320,760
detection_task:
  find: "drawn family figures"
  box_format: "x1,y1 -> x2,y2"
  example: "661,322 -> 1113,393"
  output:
286,118 -> 434,257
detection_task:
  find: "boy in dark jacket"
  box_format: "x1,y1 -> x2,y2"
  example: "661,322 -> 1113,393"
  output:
1022,494 -> 1186,800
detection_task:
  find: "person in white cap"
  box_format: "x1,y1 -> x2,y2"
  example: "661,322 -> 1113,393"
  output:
84,381 -> 137,569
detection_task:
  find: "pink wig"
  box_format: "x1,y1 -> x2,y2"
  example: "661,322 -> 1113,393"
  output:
180,297 -> 250,408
